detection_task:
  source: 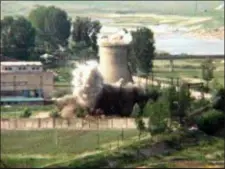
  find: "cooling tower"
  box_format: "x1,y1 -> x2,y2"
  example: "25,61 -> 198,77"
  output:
98,39 -> 133,84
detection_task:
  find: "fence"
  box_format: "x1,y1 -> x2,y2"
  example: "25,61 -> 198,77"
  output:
133,75 -> 211,100
0,117 -> 149,130
1,118 -> 150,168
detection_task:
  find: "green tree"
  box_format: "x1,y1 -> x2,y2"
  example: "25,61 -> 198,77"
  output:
71,17 -> 102,56
201,58 -> 215,89
1,16 -> 36,60
176,85 -> 191,125
165,86 -> 179,120
131,27 -> 155,74
29,5 -> 71,52
147,98 -> 169,136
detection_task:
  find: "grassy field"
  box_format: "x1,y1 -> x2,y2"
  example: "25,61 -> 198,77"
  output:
1,129 -> 139,168
1,1 -> 224,30
152,59 -> 224,87
46,130 -> 224,168
2,129 -> 222,168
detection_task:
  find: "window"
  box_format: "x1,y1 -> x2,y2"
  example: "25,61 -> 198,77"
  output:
5,67 -> 12,70
32,66 -> 40,70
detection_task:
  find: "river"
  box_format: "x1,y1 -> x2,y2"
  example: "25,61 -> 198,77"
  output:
100,25 -> 224,55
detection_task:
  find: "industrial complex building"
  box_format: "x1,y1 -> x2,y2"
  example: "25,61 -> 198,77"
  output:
0,61 -> 54,105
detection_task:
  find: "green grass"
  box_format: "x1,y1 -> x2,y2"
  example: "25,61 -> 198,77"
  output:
30,130 -> 224,168
1,129 -> 138,155
152,59 -> 224,87
1,127 -> 224,168
1,129 -> 139,167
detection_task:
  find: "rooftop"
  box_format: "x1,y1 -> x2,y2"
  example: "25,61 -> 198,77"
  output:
1,61 -> 43,66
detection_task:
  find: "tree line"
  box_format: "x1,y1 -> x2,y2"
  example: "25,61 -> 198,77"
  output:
1,5 -> 155,74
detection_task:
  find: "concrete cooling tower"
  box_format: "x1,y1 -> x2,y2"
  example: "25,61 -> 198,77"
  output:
98,30 -> 133,84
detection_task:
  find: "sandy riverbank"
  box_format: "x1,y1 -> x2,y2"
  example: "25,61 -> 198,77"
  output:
188,27 -> 224,40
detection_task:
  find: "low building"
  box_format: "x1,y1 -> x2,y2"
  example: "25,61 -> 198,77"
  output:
0,61 -> 54,105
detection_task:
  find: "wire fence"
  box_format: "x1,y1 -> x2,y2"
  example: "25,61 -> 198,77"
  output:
1,117 -> 149,130
0,126 -> 150,168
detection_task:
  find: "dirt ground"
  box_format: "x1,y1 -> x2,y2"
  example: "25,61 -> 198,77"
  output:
31,111 -> 51,118
188,27 -> 224,40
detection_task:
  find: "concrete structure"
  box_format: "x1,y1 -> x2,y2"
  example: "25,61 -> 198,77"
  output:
0,61 -> 54,105
98,33 -> 133,84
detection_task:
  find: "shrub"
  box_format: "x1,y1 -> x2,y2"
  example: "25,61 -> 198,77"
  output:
76,106 -> 88,118
191,98 -> 210,110
135,117 -> 146,132
20,108 -> 32,118
194,109 -> 224,135
50,110 -> 60,118
146,98 -> 170,135
212,87 -> 225,112
211,78 -> 223,92
148,122 -> 167,135
201,58 -> 215,89
52,89 -> 71,98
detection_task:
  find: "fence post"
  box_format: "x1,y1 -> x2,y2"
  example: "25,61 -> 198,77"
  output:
15,119 -> 18,129
97,118 -> 100,149
52,118 -> 55,128
176,77 -> 179,86
38,118 -> 41,128
111,119 -> 113,128
67,118 -> 70,127
7,120 -> 10,129
82,118 -> 84,128
126,118 -> 128,129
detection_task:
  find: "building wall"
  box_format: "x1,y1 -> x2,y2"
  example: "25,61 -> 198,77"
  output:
1,72 -> 54,98
1,65 -> 43,72
99,45 -> 133,84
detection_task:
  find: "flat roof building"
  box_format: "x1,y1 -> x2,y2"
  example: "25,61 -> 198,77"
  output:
1,61 -> 54,105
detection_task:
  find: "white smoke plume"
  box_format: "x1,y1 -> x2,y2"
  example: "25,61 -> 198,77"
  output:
97,29 -> 133,46
55,59 -> 148,118
71,60 -> 104,109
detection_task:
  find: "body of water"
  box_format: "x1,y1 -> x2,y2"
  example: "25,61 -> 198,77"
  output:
100,25 -> 224,55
